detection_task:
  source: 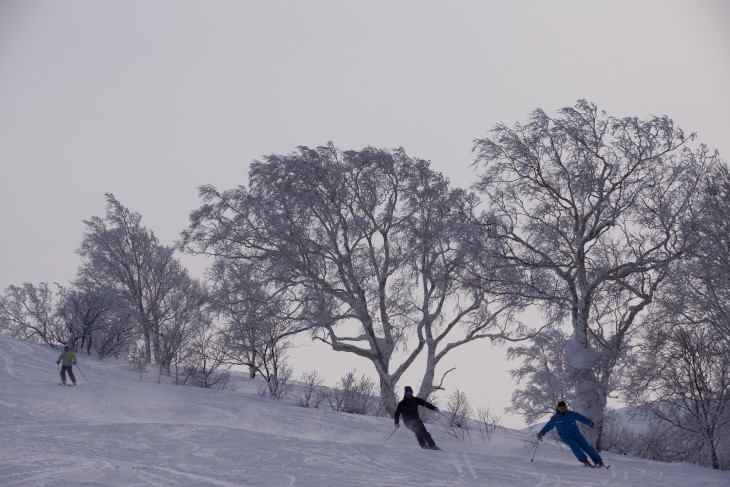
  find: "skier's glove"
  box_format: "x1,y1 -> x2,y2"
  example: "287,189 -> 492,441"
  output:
56,361 -> 60,365
537,434 -> 543,442
73,361 -> 77,365
433,407 -> 439,412
394,423 -> 400,429
589,423 -> 594,429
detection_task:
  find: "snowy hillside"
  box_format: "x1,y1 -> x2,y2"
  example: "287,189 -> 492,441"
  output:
1,336 -> 728,487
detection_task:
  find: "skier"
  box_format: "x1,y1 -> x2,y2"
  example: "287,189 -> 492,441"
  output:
56,346 -> 77,386
537,401 -> 606,467
393,386 -> 440,450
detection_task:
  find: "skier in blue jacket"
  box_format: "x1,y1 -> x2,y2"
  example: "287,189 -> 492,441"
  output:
537,401 -> 606,467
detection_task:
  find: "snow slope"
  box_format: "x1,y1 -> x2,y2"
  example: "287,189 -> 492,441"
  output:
1,336 -> 728,487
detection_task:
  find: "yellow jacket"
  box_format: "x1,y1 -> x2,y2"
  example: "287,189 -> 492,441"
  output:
57,350 -> 77,367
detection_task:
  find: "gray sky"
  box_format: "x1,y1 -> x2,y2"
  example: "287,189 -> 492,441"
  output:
1,0 -> 728,427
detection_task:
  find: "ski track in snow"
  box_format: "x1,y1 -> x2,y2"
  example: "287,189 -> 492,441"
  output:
2,336 -> 729,487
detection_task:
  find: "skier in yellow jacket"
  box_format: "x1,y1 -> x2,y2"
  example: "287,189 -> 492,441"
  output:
56,346 -> 77,386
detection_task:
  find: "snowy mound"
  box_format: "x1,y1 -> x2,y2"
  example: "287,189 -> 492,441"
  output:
1,336 -> 728,486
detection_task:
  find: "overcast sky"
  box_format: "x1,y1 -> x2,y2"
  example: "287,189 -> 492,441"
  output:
1,0 -> 728,427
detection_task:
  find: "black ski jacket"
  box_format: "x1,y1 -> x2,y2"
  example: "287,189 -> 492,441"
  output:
394,396 -> 436,425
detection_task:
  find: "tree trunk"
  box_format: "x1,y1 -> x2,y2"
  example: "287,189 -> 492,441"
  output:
418,348 -> 437,400
710,442 -> 720,470
565,311 -> 605,450
143,329 -> 152,364
268,375 -> 279,397
379,374 -> 398,416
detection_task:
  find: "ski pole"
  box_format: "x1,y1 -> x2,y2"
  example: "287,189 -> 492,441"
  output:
382,426 -> 399,446
75,363 -> 91,385
531,437 -> 541,462
437,410 -> 464,427
437,410 -> 451,421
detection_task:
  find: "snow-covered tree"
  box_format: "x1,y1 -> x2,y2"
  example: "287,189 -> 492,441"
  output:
297,370 -> 327,408
628,323 -> 730,469
55,284 -> 123,356
327,370 -> 378,415
208,258 -> 307,396
659,164 -> 730,350
473,100 -> 718,447
0,282 -> 61,345
624,164 -> 730,469
0,280 -> 136,358
152,273 -> 210,376
507,327 -> 574,424
443,389 -> 473,440
172,321 -> 230,389
404,165 -> 529,400
78,193 -> 205,366
183,144 -> 522,413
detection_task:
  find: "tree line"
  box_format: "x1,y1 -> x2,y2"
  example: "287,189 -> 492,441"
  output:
1,100 -> 728,469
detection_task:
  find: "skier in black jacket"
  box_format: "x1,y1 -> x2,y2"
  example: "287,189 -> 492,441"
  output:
393,386 -> 440,450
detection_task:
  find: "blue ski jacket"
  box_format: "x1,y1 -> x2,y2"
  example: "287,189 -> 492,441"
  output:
538,410 -> 593,439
